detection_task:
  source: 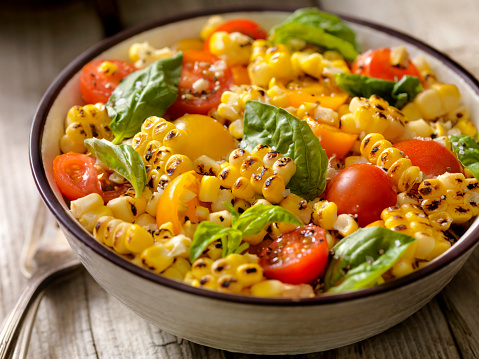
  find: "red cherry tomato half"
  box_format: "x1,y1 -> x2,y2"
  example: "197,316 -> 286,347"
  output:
166,50 -> 233,119
80,59 -> 136,104
351,48 -> 421,82
258,225 -> 329,285
53,153 -> 127,203
204,19 -> 267,50
325,163 -> 397,227
393,138 -> 463,178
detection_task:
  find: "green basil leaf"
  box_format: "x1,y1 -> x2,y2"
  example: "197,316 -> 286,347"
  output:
279,7 -> 361,52
242,101 -> 328,200
84,138 -> 146,197
269,22 -> 359,62
335,73 -> 422,108
107,53 -> 182,144
235,204 -> 303,238
190,222 -> 235,262
225,229 -> 244,257
324,227 -> 416,292
223,202 -> 240,228
450,135 -> 479,179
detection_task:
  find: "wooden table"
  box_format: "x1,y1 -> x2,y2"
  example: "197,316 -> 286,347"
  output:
1,0 -> 479,357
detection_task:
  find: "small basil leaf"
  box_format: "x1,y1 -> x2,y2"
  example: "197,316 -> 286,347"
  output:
242,101 -> 328,200
324,227 -> 416,292
237,204 -> 303,238
223,202 -> 240,228
335,73 -> 422,108
190,222 -> 234,262
225,229 -> 244,257
107,53 -> 183,144
84,138 -> 146,197
450,135 -> 479,179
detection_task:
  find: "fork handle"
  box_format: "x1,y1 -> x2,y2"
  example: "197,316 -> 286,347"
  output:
0,262 -> 81,359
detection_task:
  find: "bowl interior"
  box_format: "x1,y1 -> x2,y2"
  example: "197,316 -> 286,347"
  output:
34,9 -> 479,304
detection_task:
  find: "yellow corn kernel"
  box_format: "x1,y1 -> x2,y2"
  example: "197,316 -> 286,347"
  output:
250,144 -> 272,160
236,263 -> 264,287
401,102 -> 423,122
217,165 -> 241,189
71,192 -> 105,220
232,176 -> 256,200
165,154 -> 194,180
211,189 -> 235,212
272,157 -> 296,185
263,150 -> 283,167
280,193 -> 311,224
211,254 -> 246,277
243,228 -> 267,245
128,42 -> 175,68
454,118 -> 477,137
193,155 -> 221,176
193,274 -> 218,290
413,232 -> 436,260
229,120 -> 244,139
312,200 -> 338,230
191,257 -> 214,279
112,222 -> 132,255
240,156 -> 263,179
414,88 -> 445,119
164,234 -> 192,258
262,175 -> 286,204
96,217 -> 122,247
391,257 -> 415,278
333,214 -> 359,237
233,198 -> 250,214
134,213 -> 156,228
390,46 -> 409,68
431,83 -> 461,113
162,128 -> 188,152
404,119 -> 434,138
141,244 -> 174,274
209,31 -> 253,66
208,210 -> 232,228
200,15 -> 224,40
229,148 -> 250,169
250,165 -> 275,194
251,280 -> 284,297
203,241 -> 223,261
217,274 -> 243,293
199,175 -> 221,202
107,195 -> 147,223
124,224 -> 154,254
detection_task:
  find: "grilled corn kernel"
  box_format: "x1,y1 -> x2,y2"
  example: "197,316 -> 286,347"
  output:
217,274 -> 243,293
192,257 -> 214,279
164,234 -> 192,258
243,228 -> 268,245
250,165 -> 275,194
333,214 -> 359,237
251,280 -> 284,297
236,263 -> 264,287
272,157 -> 296,185
124,224 -> 154,254
112,222 -> 132,255
134,213 -> 156,228
165,154 -> 194,180
263,150 -> 283,167
232,177 -> 256,200
162,128 -> 188,152
208,210 -> 233,227
141,244 -> 174,274
312,200 -> 338,230
218,165 -> 241,189
193,155 -> 221,176
280,193 -> 312,224
229,148 -> 250,169
107,195 -> 147,223
199,175 -> 221,202
262,175 -> 286,204
211,254 -> 247,277
233,198 -> 250,214
211,189 -> 235,212
209,31 -> 253,66
250,144 -> 272,160
240,156 -> 263,179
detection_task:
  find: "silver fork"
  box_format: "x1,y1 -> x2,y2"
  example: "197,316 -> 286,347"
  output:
0,201 -> 82,359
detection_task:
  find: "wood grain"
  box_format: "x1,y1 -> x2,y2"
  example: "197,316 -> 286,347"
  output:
1,0 -> 478,357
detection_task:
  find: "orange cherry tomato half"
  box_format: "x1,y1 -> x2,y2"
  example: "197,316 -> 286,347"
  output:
325,163 -> 397,227
393,138 -> 463,178
166,50 -> 233,119
351,48 -> 421,82
156,171 -> 201,235
305,119 -> 357,160
258,225 -> 329,285
53,153 -> 127,203
204,19 -> 267,50
80,59 -> 136,104
231,65 -> 251,85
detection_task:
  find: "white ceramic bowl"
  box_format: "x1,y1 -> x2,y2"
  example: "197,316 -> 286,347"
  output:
30,6 -> 479,355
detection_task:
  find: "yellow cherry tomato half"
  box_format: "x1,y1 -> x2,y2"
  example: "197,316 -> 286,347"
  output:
173,114 -> 236,161
286,90 -> 348,111
156,171 -> 201,235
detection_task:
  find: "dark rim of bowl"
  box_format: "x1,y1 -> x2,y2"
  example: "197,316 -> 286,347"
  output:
30,4 -> 479,306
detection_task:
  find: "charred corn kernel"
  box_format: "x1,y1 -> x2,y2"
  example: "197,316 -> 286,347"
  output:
193,155 -> 221,176
272,157 -> 296,185
165,155 -> 194,180
390,46 -> 409,68
98,61 -> 117,75
312,200 -> 338,230
209,31 -> 253,66
248,43 -> 295,87
211,254 -> 247,277
341,95 -> 406,141
208,210 -> 232,227
111,222 -> 131,254
397,190 -> 421,206
217,274 -> 243,293
447,106 -> 470,123
243,228 -> 267,245
123,224 -> 154,253
401,102 -> 423,122
267,85 -> 288,107
145,192 -> 161,217
141,116 -> 165,136
128,42 -> 175,68
203,241 -> 223,261
262,175 -> 286,204
162,128 -> 188,152
162,257 -> 191,281
192,275 -> 218,290
263,150 -> 283,167
151,121 -> 176,142
412,55 -> 437,87
333,214 -> 359,237
233,198 -> 250,214
218,165 -> 241,189
141,244 -> 174,273
229,148 -> 249,168
454,118 -> 477,137
251,280 -> 284,297
427,238 -> 451,261
211,189 -> 235,212
251,144 -> 272,160
164,234 -> 191,258
280,193 -> 312,224
61,103 -> 113,153
107,195 -> 147,223
144,143 -> 176,171
404,119 -> 434,138
200,15 -> 224,40
192,257 -> 214,279
153,223 -> 175,242
252,198 -> 273,207
431,83 -> 461,114
229,120 -> 244,139
236,263 -> 264,287
93,217 -> 118,247
199,175 -> 221,202
361,133 -> 422,192
250,165 -> 275,194
232,177 -> 256,200
134,213 -> 156,228
240,156 -> 263,179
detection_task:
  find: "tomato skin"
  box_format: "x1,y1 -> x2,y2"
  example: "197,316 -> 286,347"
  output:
204,19 -> 267,50
166,50 -> 233,119
393,138 -> 463,177
352,48 -> 421,82
53,153 -> 102,201
80,59 -> 136,104
325,164 -> 397,227
258,225 -> 329,284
